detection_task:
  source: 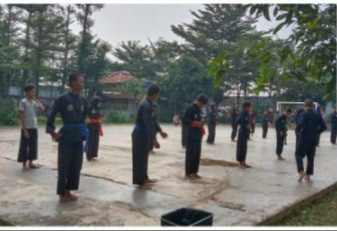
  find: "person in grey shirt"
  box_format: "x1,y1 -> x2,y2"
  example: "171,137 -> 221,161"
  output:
18,84 -> 44,169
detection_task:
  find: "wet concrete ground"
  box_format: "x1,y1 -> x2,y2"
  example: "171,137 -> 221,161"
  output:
0,124 -> 336,226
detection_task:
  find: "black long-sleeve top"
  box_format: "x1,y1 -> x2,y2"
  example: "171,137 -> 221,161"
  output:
238,111 -> 250,137
183,103 -> 203,140
134,97 -> 156,139
46,92 -> 88,142
275,114 -> 287,134
297,109 -> 327,142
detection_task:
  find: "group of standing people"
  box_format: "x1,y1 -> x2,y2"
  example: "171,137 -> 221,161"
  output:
16,75 -> 337,202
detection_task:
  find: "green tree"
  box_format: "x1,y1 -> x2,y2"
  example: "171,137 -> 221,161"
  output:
247,4 -> 336,99
172,4 -> 262,103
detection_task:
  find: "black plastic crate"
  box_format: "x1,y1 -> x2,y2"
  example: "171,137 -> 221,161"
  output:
161,208 -> 213,226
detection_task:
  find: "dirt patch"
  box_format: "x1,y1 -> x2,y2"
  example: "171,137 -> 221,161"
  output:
200,158 -> 239,167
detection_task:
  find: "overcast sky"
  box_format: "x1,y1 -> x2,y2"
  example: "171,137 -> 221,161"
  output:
70,4 -> 292,57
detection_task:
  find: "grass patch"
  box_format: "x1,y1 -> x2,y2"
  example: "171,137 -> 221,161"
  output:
271,185 -> 337,226
0,219 -> 11,226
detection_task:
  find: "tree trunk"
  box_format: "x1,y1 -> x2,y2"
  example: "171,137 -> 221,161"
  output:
61,5 -> 72,94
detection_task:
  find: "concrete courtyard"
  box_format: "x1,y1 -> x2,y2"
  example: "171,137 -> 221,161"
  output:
0,124 -> 336,226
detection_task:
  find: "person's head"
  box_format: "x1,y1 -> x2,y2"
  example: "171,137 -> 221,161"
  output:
91,96 -> 101,108
147,84 -> 160,101
284,108 -> 292,117
263,110 -> 268,115
68,73 -> 84,93
210,104 -> 216,111
333,106 -> 336,112
242,101 -> 252,112
233,103 -> 238,109
304,99 -> 314,110
24,83 -> 36,99
195,94 -> 208,109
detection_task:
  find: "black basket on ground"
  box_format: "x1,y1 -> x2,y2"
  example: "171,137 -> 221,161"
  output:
161,208 -> 213,226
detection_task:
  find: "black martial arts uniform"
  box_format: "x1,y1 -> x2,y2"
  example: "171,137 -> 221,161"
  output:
132,97 -> 156,185
231,108 -> 239,141
275,114 -> 287,157
262,114 -> 269,139
330,111 -> 337,144
236,111 -> 250,162
183,103 -> 203,175
206,108 -> 216,144
86,99 -> 103,161
47,92 -> 88,196
295,109 -> 326,175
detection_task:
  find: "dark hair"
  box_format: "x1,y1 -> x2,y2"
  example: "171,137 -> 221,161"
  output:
304,99 -> 314,108
197,94 -> 208,104
24,83 -> 35,93
242,101 -> 251,109
147,84 -> 160,96
68,73 -> 83,87
285,108 -> 292,113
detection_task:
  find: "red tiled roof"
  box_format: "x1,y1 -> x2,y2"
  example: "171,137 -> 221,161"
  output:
100,71 -> 133,84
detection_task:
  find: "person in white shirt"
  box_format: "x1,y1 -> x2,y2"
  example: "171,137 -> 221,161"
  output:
18,84 -> 44,169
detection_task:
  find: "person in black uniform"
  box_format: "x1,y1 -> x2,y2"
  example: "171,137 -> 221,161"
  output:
86,96 -> 104,161
262,110 -> 269,139
275,108 -> 292,160
236,101 -> 252,168
132,84 -> 168,189
46,73 -> 88,202
206,104 -> 217,144
296,99 -> 326,181
330,106 -> 337,145
183,94 -> 208,179
230,103 -> 239,142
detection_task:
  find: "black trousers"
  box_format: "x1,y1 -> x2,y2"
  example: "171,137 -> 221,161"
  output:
316,134 -> 321,146
236,132 -> 248,162
331,126 -> 337,144
182,124 -> 188,147
262,125 -> 268,138
87,123 -> 100,160
295,140 -> 316,175
132,129 -> 150,185
276,133 -> 285,156
18,129 -> 38,163
231,123 -> 238,140
185,138 -> 202,175
250,123 -> 256,134
57,141 -> 83,195
207,123 -> 216,144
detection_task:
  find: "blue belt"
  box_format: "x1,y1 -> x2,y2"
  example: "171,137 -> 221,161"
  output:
64,123 -> 89,153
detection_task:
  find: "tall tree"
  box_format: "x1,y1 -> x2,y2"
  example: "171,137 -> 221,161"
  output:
172,4 -> 262,103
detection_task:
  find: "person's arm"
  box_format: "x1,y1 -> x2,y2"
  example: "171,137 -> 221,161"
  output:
34,97 -> 45,111
46,98 -> 61,142
318,116 -> 327,133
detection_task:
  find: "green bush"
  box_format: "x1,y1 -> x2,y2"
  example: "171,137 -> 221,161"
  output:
0,99 -> 19,126
104,109 -> 133,124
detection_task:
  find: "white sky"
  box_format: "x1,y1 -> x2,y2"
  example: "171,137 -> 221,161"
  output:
70,4 -> 293,59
